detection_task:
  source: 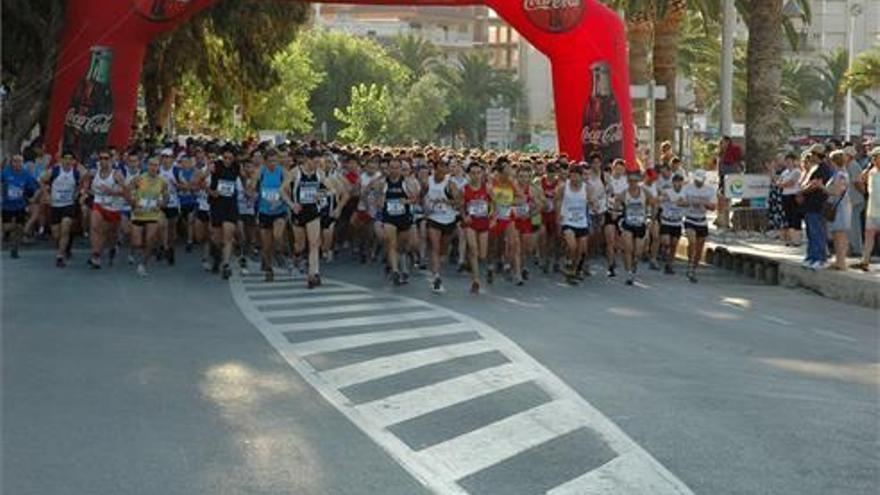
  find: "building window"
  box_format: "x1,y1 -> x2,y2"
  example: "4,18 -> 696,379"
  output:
499,27 -> 508,44
489,26 -> 498,44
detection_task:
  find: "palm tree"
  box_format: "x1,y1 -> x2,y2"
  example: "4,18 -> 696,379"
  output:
651,0 -> 689,146
436,52 -> 522,146
814,48 -> 880,137
388,34 -> 440,80
845,46 -> 880,94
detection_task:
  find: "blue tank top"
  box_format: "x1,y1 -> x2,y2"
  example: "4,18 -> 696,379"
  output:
176,168 -> 197,206
258,166 -> 286,215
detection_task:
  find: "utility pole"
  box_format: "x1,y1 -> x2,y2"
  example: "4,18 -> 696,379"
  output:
720,0 -> 735,137
846,3 -> 862,141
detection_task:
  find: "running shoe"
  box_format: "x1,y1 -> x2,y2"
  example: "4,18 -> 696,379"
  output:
625,272 -> 635,286
470,281 -> 480,294
392,271 -> 402,286
432,277 -> 445,293
56,255 -> 65,268
486,267 -> 495,284
108,248 -> 116,266
221,264 -> 231,280
87,255 -> 101,270
607,265 -> 616,278
137,263 -> 147,277
664,264 -> 675,275
649,261 -> 660,271
522,268 -> 530,281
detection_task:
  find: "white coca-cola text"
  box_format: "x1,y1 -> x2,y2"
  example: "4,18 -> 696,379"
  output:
65,109 -> 113,134
581,122 -> 623,147
524,0 -> 582,11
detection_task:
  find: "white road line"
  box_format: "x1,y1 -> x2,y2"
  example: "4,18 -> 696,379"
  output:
319,340 -> 497,389
275,309 -> 447,332
241,276 -> 303,284
263,300 -> 425,319
289,323 -> 473,356
356,363 -> 538,427
247,286 -> 361,297
251,293 -> 376,305
414,399 -> 585,481
229,276 -> 694,495
547,452 -> 684,495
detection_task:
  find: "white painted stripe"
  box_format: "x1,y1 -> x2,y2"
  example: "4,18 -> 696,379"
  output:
356,363 -> 538,427
319,339 -> 496,389
276,309 -> 446,332
247,287 -> 366,298
263,300 -> 425,319
547,452 -> 687,495
241,276 -> 303,284
289,323 -> 472,356
251,293 -> 376,305
414,400 -> 585,481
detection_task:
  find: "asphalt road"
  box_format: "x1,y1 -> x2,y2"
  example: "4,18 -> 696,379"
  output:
2,249 -> 878,495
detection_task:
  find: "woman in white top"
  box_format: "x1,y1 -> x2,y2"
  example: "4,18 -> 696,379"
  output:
776,152 -> 803,247
855,146 -> 880,271
826,150 -> 851,271
424,158 -> 460,293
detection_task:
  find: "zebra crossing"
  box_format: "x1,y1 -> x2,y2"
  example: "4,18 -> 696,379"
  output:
230,273 -> 694,495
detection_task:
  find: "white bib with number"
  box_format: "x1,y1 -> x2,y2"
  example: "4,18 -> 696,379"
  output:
7,185 -> 23,201
468,200 -> 488,217
386,198 -> 406,216
217,180 -> 235,197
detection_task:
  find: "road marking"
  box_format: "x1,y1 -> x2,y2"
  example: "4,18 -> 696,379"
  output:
229,275 -> 693,495
320,340 -> 498,389
414,399 -> 585,480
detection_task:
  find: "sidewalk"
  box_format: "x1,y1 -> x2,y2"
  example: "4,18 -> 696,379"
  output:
702,227 -> 880,309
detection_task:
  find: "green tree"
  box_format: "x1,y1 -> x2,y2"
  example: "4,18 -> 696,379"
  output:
334,83 -> 393,145
301,30 -> 409,139
248,42 -> 323,133
391,73 -> 450,145
437,52 -> 523,146
845,46 -> 880,94
141,0 -> 311,133
1,0 -> 65,153
388,34 -> 441,80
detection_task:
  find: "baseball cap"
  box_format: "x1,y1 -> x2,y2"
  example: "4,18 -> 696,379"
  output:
843,146 -> 857,157
693,169 -> 707,183
870,146 -> 880,158
160,148 -> 173,157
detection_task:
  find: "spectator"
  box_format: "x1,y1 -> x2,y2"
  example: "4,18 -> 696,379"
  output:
766,157 -> 785,236
826,150 -> 851,271
717,136 -> 742,229
799,143 -> 833,269
843,145 -> 865,256
855,146 -> 880,271
777,152 -> 803,246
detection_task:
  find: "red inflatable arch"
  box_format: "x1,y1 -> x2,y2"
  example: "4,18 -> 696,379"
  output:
46,0 -> 635,168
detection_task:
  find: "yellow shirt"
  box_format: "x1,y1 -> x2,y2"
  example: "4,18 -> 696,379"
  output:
132,174 -> 164,222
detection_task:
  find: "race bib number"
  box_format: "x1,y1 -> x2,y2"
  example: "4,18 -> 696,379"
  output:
52,187 -> 74,204
299,185 -> 318,204
626,205 -> 646,225
467,200 -> 488,217
495,204 -> 512,219
567,207 -> 586,223
514,205 -> 530,218
217,180 -> 235,197
139,197 -> 158,210
261,189 -> 280,203
432,201 -> 451,214
386,198 -> 406,216
7,185 -> 23,201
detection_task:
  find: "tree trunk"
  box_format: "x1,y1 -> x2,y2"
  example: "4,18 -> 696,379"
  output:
745,0 -> 785,173
652,5 -> 685,154
627,21 -> 653,127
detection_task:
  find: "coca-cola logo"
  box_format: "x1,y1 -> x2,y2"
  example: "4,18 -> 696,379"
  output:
132,0 -> 192,22
523,0 -> 586,33
65,109 -> 113,135
581,122 -> 623,148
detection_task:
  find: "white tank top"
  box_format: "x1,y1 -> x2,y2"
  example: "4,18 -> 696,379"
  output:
159,166 -> 179,208
607,175 -> 628,213
50,168 -> 77,207
587,174 -> 607,215
426,174 -> 456,225
623,187 -> 648,227
560,180 -> 588,228
92,169 -> 120,211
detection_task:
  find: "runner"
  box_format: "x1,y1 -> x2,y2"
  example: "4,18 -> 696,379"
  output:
461,161 -> 491,293
514,164 -> 544,283
158,149 -> 180,265
604,159 -> 628,277
2,154 -> 39,258
488,159 -> 519,285
318,154 -> 348,263
41,151 -> 85,267
85,150 -> 125,268
585,154 -> 608,273
539,161 -> 562,273
424,158 -> 460,293
658,173 -> 686,274
555,164 -> 592,284
255,149 -> 288,282
193,161 -> 213,271
283,152 -> 342,288
128,157 -> 168,277
208,152 -> 242,279
681,169 -> 717,282
236,159 -> 258,274
615,171 -> 655,286
175,155 -> 199,253
449,158 -> 469,272
379,157 -> 418,286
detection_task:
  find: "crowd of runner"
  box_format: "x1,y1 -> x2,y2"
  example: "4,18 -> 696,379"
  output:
2,139 -> 724,292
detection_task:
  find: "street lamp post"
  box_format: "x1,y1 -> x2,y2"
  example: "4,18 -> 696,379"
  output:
846,3 -> 862,141
720,0 -> 735,137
